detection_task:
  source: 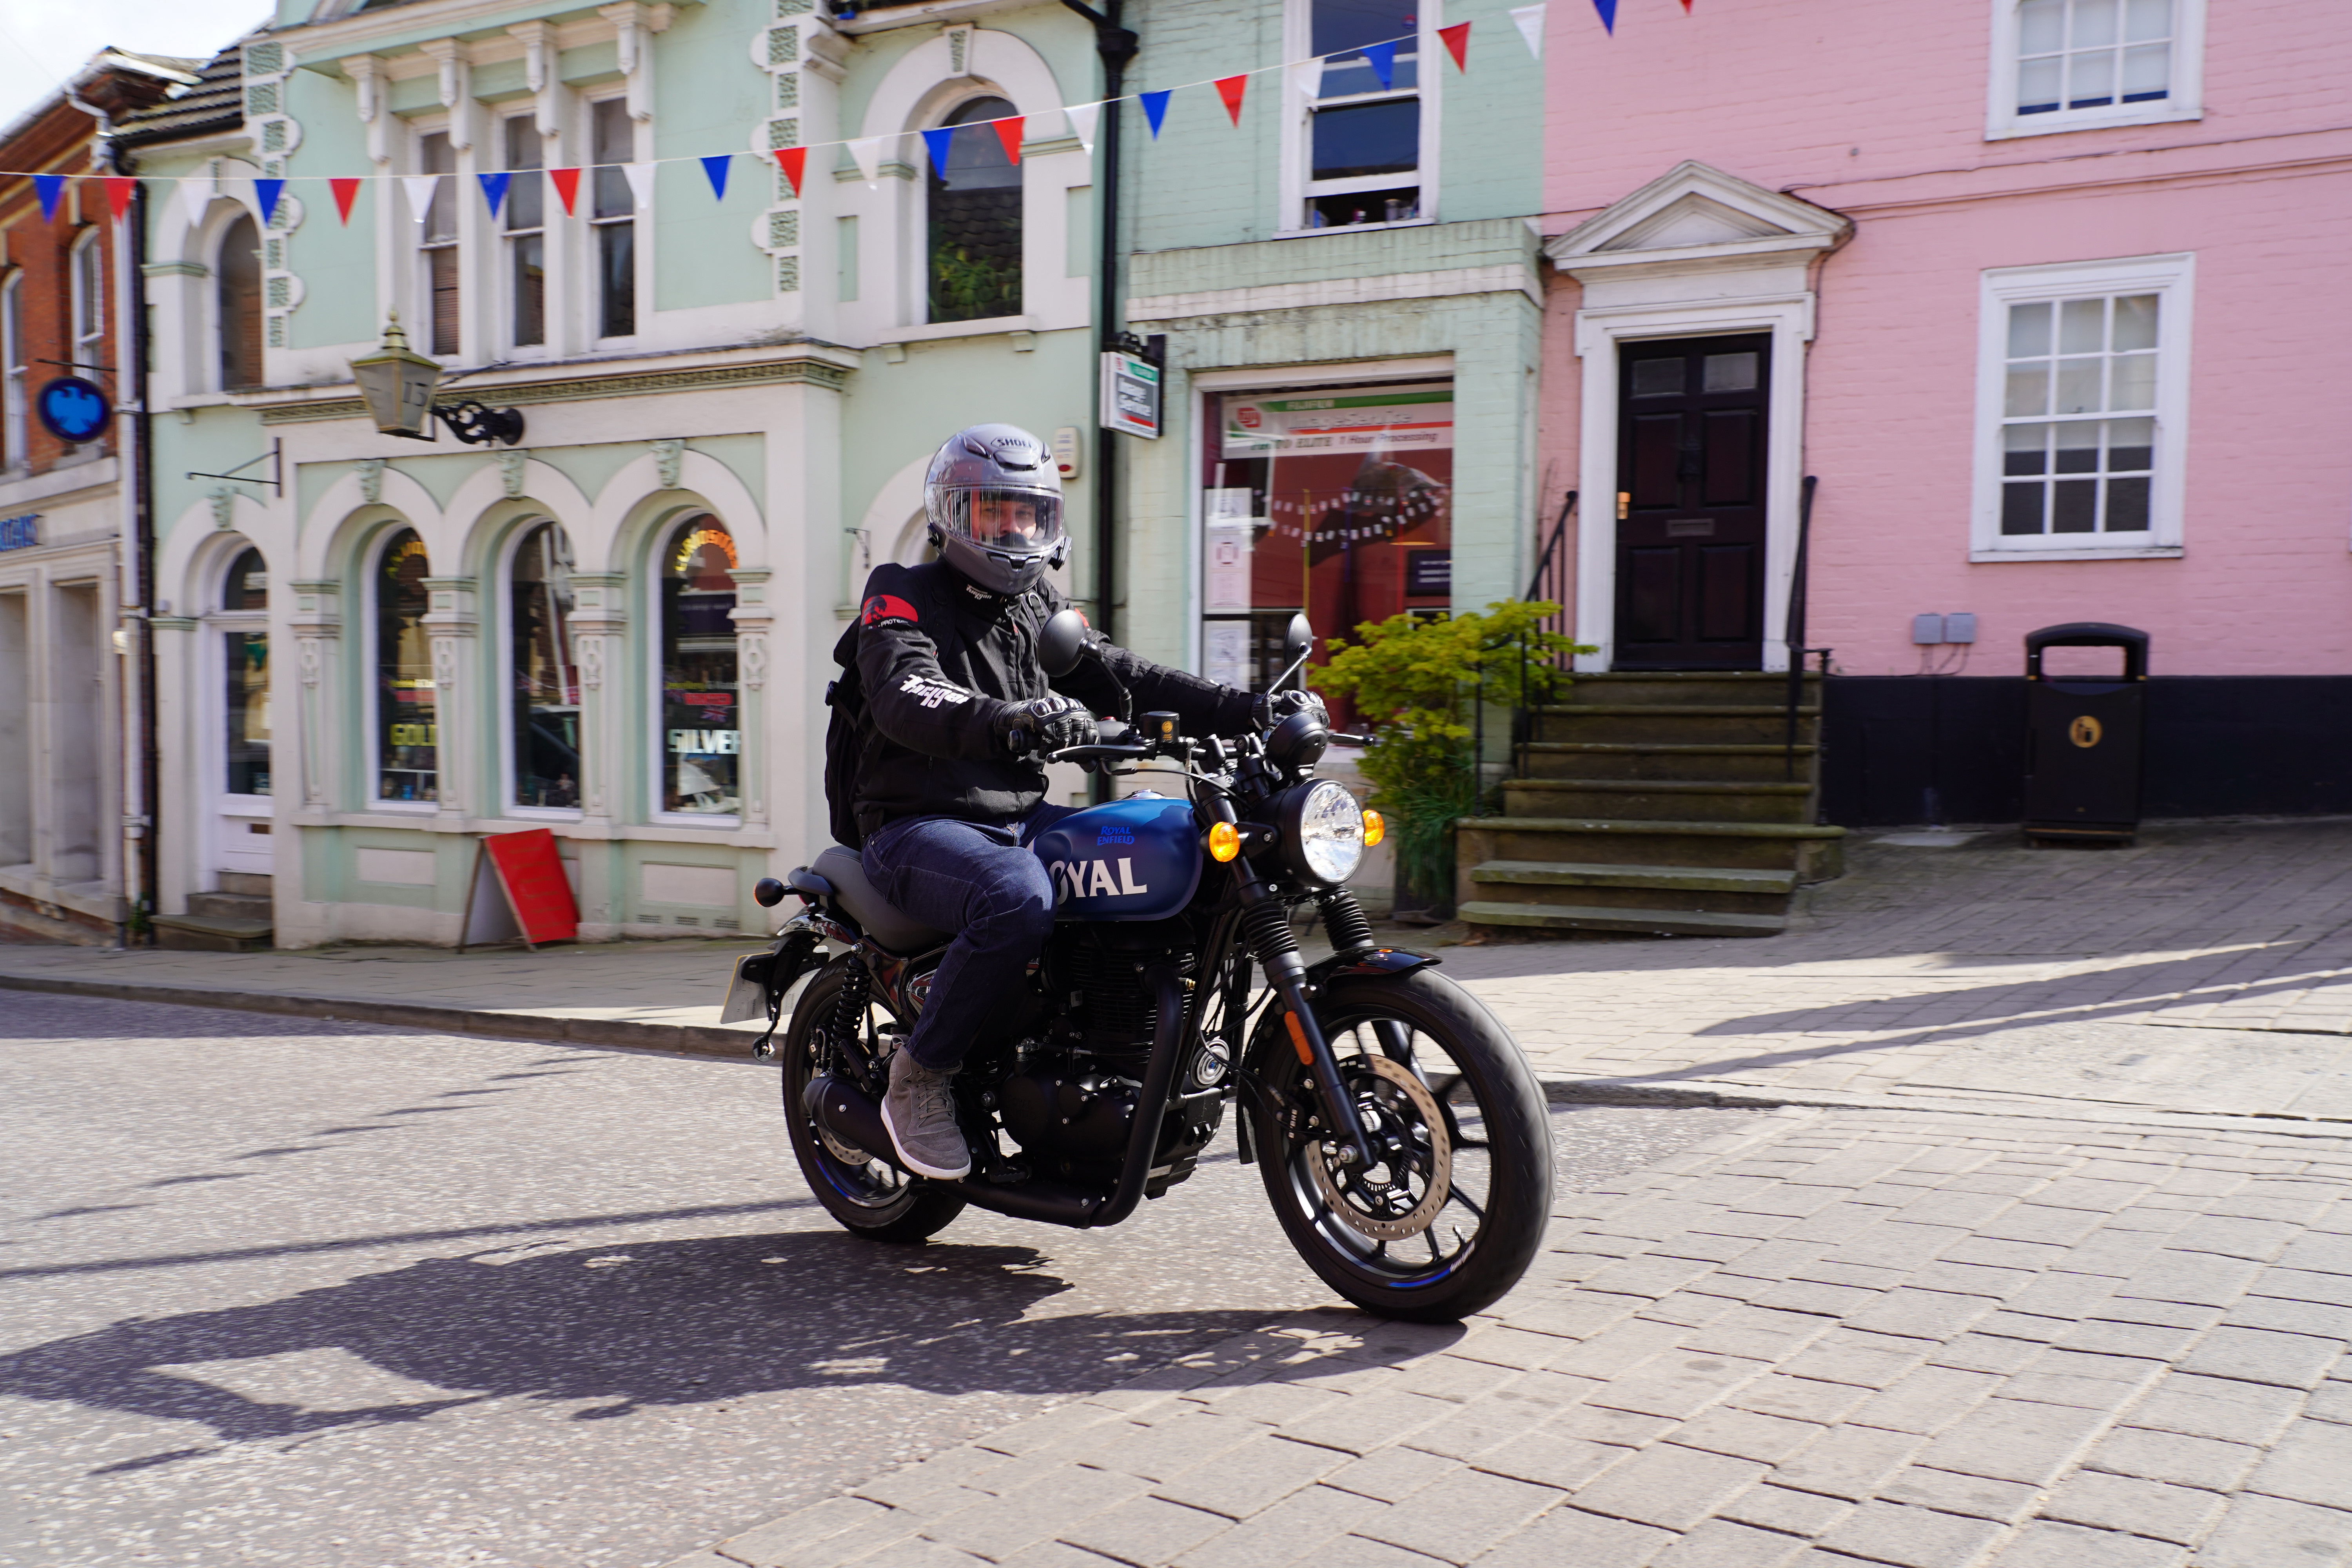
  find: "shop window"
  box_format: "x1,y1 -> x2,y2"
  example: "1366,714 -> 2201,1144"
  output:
503,115 -> 546,349
417,130 -> 461,356
216,213 -> 263,390
927,95 -> 1022,325
590,98 -> 638,340
1200,379 -> 1454,722
1298,0 -> 1424,228
374,528 -> 437,802
658,517 -> 740,817
509,521 -> 580,811
221,547 -> 270,797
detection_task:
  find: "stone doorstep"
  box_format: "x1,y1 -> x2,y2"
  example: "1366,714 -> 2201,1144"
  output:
151,913 -> 274,953
1460,900 -> 1788,938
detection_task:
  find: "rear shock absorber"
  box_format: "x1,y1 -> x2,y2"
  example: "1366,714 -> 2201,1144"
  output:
1317,889 -> 1378,961
829,958 -> 875,1087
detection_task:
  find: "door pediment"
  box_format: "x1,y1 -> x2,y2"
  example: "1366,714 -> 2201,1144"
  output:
1547,162 -> 1851,285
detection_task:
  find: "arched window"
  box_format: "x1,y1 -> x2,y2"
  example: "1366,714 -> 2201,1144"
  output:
509,521 -> 579,810
220,547 -> 270,797
216,214 -> 263,391
927,95 -> 1022,325
374,529 -> 436,802
657,516 -> 739,817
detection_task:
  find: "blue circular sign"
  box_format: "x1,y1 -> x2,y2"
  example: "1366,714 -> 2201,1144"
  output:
36,376 -> 110,443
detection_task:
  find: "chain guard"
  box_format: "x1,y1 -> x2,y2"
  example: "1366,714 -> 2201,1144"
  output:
1305,1055 -> 1452,1241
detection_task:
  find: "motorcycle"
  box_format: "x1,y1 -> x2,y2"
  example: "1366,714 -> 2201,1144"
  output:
722,612 -> 1552,1322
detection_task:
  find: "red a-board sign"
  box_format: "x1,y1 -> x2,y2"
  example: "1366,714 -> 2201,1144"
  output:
460,828 -> 579,949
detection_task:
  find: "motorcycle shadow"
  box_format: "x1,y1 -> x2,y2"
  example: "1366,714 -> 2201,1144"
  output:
0,1229 -> 1278,1452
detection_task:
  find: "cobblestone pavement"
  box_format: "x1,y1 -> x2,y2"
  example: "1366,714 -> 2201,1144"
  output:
0,994 -> 1747,1568
689,1107 -> 2352,1568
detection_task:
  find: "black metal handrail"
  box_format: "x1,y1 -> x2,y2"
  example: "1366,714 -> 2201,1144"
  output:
1784,474 -> 1820,779
1505,490 -> 1577,780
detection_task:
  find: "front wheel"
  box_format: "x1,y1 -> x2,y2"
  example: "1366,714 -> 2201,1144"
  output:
1252,968 -> 1552,1322
780,959 -> 965,1244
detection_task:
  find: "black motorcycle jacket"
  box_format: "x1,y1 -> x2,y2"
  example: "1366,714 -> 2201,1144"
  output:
835,560 -> 1255,838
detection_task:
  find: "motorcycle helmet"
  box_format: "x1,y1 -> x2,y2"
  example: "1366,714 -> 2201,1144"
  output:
924,423 -> 1067,597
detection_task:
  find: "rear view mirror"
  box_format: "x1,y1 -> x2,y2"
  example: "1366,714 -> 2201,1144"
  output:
1039,608 -> 1091,677
1283,613 -> 1314,667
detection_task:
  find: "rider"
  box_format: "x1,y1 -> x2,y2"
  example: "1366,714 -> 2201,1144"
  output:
840,423 -> 1315,1180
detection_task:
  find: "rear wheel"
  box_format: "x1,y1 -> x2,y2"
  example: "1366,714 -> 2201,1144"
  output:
780,959 -> 965,1244
1252,968 -> 1552,1322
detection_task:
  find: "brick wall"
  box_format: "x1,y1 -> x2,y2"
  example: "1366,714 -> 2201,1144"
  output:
0,101 -> 116,477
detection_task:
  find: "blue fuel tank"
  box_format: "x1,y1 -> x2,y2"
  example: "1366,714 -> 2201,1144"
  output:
1030,794 -> 1202,922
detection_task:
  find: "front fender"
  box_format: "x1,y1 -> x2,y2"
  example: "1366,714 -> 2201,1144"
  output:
1303,945 -> 1440,988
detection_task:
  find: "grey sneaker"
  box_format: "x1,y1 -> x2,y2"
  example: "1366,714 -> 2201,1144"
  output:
881,1051 -> 971,1180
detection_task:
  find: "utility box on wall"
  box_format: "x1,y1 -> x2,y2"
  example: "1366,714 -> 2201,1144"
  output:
2023,622 -> 2149,846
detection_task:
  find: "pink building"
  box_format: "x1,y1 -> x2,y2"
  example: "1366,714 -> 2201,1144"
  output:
1531,0 -> 2352,822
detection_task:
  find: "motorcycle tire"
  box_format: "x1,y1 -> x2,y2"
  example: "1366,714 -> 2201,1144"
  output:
1251,967 -> 1552,1323
780,959 -> 966,1245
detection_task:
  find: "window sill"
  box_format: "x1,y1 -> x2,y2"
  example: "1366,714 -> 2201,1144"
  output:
367,800 -> 440,815
1273,218 -> 1436,241
1971,543 -> 2183,563
1985,102 -> 2201,141
874,315 -> 1040,346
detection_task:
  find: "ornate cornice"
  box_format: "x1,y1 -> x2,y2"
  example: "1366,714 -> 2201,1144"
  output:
257,355 -> 851,425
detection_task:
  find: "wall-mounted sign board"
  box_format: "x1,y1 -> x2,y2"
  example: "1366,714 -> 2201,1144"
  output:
36,377 -> 109,443
1101,353 -> 1161,440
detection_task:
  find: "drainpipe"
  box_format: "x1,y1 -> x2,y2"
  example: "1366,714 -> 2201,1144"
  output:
1058,0 -> 1137,648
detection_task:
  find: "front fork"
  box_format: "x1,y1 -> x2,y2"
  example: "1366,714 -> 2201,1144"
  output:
1208,800 -> 1378,1170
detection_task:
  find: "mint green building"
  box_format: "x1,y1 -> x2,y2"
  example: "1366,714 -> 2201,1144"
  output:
131,0 -> 1108,946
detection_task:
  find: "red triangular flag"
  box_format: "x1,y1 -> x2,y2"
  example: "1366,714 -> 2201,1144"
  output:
1214,74 -> 1247,126
103,176 -> 136,219
772,146 -> 808,197
548,167 -> 581,215
330,177 -> 361,224
1682,0 -> 1693,10
1438,21 -> 1471,71
991,116 -> 1024,165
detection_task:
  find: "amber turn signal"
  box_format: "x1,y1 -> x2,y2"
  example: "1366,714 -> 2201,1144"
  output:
1207,821 -> 1241,862
1362,809 -> 1386,848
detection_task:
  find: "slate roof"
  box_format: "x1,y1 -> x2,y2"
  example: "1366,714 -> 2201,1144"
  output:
113,42 -> 249,150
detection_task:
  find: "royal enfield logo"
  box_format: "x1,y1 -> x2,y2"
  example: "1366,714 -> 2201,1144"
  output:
1048,858 -> 1151,902
898,675 -> 972,709
2070,715 -> 2103,748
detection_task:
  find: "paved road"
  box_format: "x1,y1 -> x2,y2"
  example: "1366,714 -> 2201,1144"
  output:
0,994 -> 1753,1568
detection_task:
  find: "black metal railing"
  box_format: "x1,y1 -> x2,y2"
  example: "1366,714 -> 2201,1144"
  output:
1783,474 -> 1822,779
1503,489 -> 1578,784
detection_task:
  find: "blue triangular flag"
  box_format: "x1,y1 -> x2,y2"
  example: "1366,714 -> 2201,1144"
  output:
34,174 -> 64,221
477,170 -> 510,219
1362,39 -> 1396,89
922,125 -> 955,174
1592,0 -> 1618,32
256,178 -> 285,224
700,154 -> 731,200
1142,89 -> 1171,137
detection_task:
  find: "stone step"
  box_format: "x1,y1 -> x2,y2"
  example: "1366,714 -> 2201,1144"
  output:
153,913 -> 274,953
218,871 -> 274,898
1457,816 -> 1847,883
187,891 -> 272,922
1520,742 -> 1818,783
1534,705 -> 1821,746
1466,858 -> 1794,916
1560,671 -> 1819,707
1502,777 -> 1817,824
1457,899 -> 1788,938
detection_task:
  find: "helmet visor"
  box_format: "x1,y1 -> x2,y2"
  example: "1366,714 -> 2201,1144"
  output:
938,487 -> 1063,552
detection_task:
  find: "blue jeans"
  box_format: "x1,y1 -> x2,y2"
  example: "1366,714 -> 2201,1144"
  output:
860,803 -> 1083,1072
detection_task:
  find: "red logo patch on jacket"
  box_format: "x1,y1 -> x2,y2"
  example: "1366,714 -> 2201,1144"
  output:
862,593 -> 920,627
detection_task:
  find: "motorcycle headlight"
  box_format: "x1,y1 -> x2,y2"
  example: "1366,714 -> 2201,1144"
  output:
1280,779 -> 1366,886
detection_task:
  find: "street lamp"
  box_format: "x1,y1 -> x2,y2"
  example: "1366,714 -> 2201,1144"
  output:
348,310 -> 525,446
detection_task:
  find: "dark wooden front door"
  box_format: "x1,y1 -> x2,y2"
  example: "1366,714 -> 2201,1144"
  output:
1613,333 -> 1770,669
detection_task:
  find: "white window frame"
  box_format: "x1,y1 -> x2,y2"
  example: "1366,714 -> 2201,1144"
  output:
410,119 -> 463,362
211,207 -> 264,394
1278,0 -> 1443,238
1986,0 -> 2206,141
498,111 -> 550,358
1972,253 -> 2194,562
499,518 -> 584,820
587,94 -> 643,346
69,229 -> 104,376
365,525 -> 438,815
207,541 -> 273,817
1,274 -> 25,468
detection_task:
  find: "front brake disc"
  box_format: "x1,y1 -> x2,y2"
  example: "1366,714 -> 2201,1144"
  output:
1306,1054 -> 1452,1241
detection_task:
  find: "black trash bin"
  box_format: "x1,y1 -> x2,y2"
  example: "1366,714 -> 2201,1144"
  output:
2023,622 -> 2149,846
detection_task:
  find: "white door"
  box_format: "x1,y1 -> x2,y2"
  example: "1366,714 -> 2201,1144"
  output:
212,548 -> 274,881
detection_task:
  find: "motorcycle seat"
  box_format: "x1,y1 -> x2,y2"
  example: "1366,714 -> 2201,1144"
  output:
812,845 -> 950,955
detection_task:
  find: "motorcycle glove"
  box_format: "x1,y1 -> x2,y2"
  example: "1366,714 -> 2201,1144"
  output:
1252,688 -> 1328,731
995,693 -> 1100,757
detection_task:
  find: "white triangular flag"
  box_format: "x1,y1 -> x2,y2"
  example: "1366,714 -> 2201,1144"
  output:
1511,3 -> 1546,59
180,173 -> 214,227
1289,59 -> 1322,106
622,162 -> 655,209
402,174 -> 439,223
847,136 -> 883,186
1063,102 -> 1101,153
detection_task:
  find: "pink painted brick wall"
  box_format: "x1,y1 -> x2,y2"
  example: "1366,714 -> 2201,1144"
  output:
1535,0 -> 2352,676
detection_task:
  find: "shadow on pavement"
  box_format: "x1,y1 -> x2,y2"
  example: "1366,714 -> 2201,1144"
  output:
0,1228 -> 1276,1462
